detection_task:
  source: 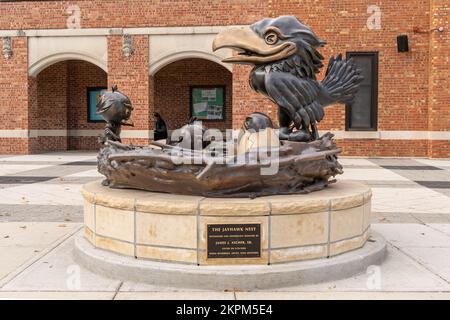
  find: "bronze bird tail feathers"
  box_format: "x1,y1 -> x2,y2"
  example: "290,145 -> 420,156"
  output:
320,54 -> 364,106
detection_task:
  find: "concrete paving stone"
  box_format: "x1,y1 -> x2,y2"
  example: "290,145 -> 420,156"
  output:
0,222 -> 82,282
119,281 -> 206,292
4,236 -> 450,294
372,223 -> 450,248
44,177 -> 99,185
358,180 -> 419,187
371,187 -> 450,214
0,291 -> 115,300
430,188 -> 450,198
1,237 -> 122,292
401,247 -> 450,282
64,169 -> 102,178
339,158 -> 380,167
0,164 -> 54,176
0,247 -> 49,282
427,223 -> 450,236
0,161 -> 79,166
381,165 -> 443,171
0,184 -> 23,189
368,158 -> 427,167
389,170 -> 450,182
371,212 -> 421,224
267,244 -> 450,292
410,213 -> 450,224
5,165 -> 96,178
341,165 -> 378,169
0,222 -> 80,245
0,204 -> 83,222
114,292 -> 235,300
0,153 -> 96,163
235,291 -> 450,300
415,159 -> 450,169
340,169 -> 410,181
0,183 -> 84,206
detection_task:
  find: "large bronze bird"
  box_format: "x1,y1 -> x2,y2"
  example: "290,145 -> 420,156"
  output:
213,16 -> 363,141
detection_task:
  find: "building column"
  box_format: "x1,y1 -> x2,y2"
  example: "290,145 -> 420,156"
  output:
148,73 -> 155,137
27,75 -> 39,153
428,0 -> 450,158
107,34 -> 152,145
0,36 -> 35,154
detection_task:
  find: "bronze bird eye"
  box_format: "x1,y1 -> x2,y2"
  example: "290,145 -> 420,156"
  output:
264,32 -> 278,45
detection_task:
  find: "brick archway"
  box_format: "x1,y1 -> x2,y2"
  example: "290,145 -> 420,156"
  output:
152,58 -> 233,132
29,52 -> 107,78
29,60 -> 107,152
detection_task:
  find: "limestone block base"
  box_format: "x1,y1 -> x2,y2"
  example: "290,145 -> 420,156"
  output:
81,180 -> 373,265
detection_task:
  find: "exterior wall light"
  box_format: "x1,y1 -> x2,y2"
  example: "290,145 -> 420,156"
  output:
413,26 -> 445,33
2,37 -> 12,59
123,34 -> 134,57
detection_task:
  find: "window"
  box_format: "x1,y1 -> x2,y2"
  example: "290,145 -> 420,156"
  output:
345,52 -> 378,131
87,87 -> 107,122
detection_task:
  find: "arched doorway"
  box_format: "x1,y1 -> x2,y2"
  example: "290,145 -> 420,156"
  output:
153,58 -> 232,132
30,60 -> 107,151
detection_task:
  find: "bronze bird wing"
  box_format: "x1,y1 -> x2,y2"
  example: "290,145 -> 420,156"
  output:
96,93 -> 113,115
265,72 -> 324,129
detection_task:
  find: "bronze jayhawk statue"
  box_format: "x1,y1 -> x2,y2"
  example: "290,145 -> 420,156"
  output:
213,15 -> 363,142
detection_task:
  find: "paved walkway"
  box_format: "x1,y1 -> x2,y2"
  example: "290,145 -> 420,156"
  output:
0,152 -> 450,299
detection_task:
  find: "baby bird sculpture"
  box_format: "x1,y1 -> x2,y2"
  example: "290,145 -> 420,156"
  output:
96,85 -> 134,143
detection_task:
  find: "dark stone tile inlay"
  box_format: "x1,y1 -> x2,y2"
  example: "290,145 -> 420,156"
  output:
415,181 -> 450,189
62,161 -> 97,166
0,176 -> 55,184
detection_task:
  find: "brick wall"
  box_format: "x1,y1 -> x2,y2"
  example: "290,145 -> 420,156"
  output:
271,0 -> 435,157
108,35 -> 150,146
28,60 -> 107,152
338,139 -> 428,157
0,36 -> 31,154
0,1 -> 449,157
154,58 -> 232,131
428,0 -> 450,157
67,60 -> 107,150
33,61 -> 68,152
0,0 -> 268,29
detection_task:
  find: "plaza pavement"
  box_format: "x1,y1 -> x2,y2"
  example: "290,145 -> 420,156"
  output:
0,151 -> 450,299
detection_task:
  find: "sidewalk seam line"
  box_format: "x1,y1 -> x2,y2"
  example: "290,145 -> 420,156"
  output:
388,241 -> 450,285
112,281 -> 124,300
0,224 -> 83,289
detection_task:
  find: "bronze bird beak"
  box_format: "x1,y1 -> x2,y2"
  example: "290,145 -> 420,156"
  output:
121,119 -> 134,127
212,26 -> 296,64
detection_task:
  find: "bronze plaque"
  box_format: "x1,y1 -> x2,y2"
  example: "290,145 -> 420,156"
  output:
207,224 -> 261,259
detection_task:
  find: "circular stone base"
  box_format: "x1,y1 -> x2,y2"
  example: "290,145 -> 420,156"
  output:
74,232 -> 386,290
81,181 -> 374,265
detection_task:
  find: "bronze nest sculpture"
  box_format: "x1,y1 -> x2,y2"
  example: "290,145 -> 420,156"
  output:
97,16 -> 362,198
